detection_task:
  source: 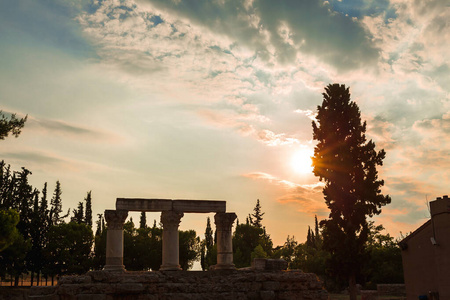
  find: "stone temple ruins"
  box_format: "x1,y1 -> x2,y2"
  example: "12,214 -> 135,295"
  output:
28,198 -> 328,300
105,198 -> 236,271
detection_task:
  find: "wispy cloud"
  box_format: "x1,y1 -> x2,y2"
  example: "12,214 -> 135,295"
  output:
243,172 -> 327,216
26,116 -> 123,143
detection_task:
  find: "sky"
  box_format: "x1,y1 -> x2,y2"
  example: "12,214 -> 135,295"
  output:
0,0 -> 449,247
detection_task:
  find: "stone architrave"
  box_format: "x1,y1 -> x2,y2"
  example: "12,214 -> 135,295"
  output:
214,212 -> 237,270
160,211 -> 184,271
104,209 -> 128,271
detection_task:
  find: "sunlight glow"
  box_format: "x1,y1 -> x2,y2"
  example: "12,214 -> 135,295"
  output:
291,147 -> 314,174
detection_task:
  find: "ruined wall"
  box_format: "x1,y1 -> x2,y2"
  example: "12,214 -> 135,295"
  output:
29,270 -> 328,300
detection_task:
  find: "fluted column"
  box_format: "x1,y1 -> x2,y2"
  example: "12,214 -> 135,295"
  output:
160,211 -> 184,271
104,209 -> 128,271
214,212 -> 237,270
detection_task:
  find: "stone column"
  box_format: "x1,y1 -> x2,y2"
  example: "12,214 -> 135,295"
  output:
214,212 -> 237,270
160,211 -> 184,271
104,209 -> 128,271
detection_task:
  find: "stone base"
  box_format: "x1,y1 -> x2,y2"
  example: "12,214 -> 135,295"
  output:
159,264 -> 182,271
212,263 -> 235,270
103,264 -> 126,272
29,270 -> 328,300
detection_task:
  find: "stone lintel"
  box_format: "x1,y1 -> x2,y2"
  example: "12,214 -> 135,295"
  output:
116,198 -> 173,211
116,198 -> 226,213
173,200 -> 226,213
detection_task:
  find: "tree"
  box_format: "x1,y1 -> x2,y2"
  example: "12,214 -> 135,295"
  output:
0,111 -> 27,140
232,223 -> 272,268
84,191 -> 92,228
273,235 -> 297,267
92,214 -> 107,270
363,222 -> 403,287
71,202 -> 84,224
250,199 -> 264,228
312,84 -> 391,300
202,217 -> 215,270
179,230 -> 200,270
139,211 -> 147,229
44,222 -> 93,279
0,209 -> 19,251
50,181 -> 65,225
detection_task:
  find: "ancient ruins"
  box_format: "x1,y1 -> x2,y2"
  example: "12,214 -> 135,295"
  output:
28,198 -> 328,300
104,198 -> 237,271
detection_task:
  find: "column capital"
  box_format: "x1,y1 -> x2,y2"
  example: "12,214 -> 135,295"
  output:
105,209 -> 128,230
214,212 -> 237,231
160,211 -> 184,229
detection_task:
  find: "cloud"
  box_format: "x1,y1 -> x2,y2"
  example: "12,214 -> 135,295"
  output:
144,0 -> 380,71
256,129 -> 300,146
243,171 -> 327,215
25,116 -> 122,143
294,109 -> 317,121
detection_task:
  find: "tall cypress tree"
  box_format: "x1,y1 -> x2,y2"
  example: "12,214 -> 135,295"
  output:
139,212 -> 147,229
312,84 -> 391,300
50,181 -> 63,225
202,217 -> 215,270
84,191 -> 92,228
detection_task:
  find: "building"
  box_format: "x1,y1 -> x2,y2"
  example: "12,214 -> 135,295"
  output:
400,195 -> 450,300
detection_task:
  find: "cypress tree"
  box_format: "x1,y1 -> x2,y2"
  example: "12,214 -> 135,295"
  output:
84,191 -> 92,228
50,181 -> 63,225
312,84 -> 391,300
139,212 -> 147,229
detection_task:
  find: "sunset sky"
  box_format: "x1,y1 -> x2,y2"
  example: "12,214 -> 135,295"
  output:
1,0 -> 449,246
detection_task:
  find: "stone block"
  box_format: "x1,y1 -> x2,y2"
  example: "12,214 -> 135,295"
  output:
262,281 -> 280,291
29,287 -> 57,296
265,259 -> 288,271
251,258 -> 266,270
116,198 -> 173,211
260,290 -> 276,300
114,283 -> 145,294
173,200 -> 226,213
76,294 -> 106,300
59,275 -> 92,284
29,295 -> 59,300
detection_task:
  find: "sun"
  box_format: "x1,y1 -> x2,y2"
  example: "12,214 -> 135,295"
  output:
291,148 -> 314,174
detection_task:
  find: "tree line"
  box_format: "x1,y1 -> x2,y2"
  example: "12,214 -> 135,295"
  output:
0,163 -> 95,285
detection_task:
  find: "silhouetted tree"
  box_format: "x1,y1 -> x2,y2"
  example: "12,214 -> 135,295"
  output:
251,199 -> 265,228
233,223 -> 272,268
312,84 -> 391,300
0,209 -> 19,251
44,222 -> 93,279
71,202 -> 84,224
139,211 -> 147,229
84,191 -> 92,228
363,222 -> 404,286
93,214 -> 106,270
202,217 -> 215,270
314,215 -> 320,238
179,230 -> 200,270
0,110 -> 27,140
50,181 -> 65,225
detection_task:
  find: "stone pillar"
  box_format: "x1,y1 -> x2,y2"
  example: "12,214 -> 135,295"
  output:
104,209 -> 128,271
160,211 -> 184,271
214,212 -> 237,270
